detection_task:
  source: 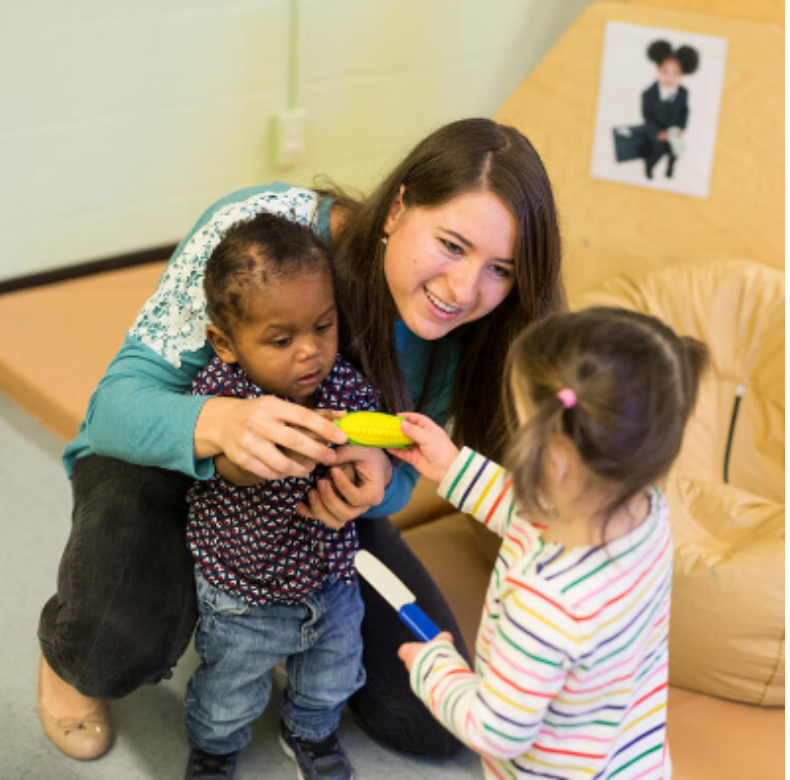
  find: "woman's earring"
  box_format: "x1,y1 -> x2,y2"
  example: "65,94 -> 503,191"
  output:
381,234 -> 388,246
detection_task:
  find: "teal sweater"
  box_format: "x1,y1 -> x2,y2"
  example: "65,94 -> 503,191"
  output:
64,183 -> 460,517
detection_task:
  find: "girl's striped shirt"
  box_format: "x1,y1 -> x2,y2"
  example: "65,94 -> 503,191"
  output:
410,448 -> 673,780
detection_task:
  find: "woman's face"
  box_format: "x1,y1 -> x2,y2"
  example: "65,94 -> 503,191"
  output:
383,189 -> 517,340
657,58 -> 682,90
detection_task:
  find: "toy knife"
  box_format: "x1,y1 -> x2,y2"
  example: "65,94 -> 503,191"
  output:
354,550 -> 441,641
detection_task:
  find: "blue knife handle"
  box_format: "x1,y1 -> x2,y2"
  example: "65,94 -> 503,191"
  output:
398,603 -> 441,641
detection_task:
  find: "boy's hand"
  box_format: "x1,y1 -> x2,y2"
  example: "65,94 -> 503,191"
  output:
398,632 -> 455,673
297,445 -> 391,530
387,413 -> 460,484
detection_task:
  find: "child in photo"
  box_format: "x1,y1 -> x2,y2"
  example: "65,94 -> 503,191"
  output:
642,40 -> 700,179
391,307 -> 708,780
184,212 -> 378,780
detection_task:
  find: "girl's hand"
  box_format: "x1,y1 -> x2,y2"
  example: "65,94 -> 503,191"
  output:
398,632 -> 455,673
387,413 -> 460,484
297,445 -> 393,530
211,396 -> 348,481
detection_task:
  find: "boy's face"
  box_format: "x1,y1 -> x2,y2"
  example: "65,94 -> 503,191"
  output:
211,271 -> 338,403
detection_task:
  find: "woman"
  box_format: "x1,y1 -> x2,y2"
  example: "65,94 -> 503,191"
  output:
37,118 -> 564,762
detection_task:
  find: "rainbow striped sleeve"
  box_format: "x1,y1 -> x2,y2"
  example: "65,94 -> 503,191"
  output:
409,576 -> 579,761
438,447 -> 517,539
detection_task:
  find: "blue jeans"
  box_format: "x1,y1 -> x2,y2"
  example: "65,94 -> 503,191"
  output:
185,571 -> 366,755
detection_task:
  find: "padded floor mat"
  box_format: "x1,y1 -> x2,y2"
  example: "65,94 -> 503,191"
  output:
0,262 -> 166,441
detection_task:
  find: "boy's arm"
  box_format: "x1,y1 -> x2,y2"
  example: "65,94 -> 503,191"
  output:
214,453 -> 264,486
408,578 -> 578,761
438,447 -> 516,538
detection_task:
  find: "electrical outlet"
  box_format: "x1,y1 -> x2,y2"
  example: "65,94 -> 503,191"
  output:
271,108 -> 306,169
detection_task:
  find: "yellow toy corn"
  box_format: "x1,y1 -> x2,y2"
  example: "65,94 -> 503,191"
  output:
333,411 -> 414,449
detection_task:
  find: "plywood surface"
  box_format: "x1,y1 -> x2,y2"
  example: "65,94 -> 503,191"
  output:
495,1 -> 784,296
626,0 -> 784,29
0,262 -> 166,441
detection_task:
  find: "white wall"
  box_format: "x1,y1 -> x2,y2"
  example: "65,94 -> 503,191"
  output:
0,0 -> 594,282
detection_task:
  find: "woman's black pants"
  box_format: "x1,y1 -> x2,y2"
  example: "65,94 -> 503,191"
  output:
38,454 -> 468,759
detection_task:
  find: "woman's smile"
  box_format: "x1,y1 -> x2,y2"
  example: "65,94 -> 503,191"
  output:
423,286 -> 464,318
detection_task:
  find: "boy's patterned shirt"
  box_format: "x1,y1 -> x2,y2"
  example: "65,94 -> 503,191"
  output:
186,354 -> 377,606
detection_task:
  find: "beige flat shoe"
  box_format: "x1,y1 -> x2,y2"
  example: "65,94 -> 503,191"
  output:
37,655 -> 113,760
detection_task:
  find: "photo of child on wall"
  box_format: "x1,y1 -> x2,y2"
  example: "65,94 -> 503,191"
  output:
591,22 -> 728,198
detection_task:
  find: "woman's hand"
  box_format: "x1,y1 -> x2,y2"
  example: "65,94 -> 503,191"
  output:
398,632 -> 455,673
199,396 -> 348,481
297,445 -> 393,530
387,413 -> 460,484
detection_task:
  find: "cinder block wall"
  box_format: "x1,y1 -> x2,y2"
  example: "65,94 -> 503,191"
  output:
0,0 -> 594,282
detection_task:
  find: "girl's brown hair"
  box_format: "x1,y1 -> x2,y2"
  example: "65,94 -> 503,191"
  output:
319,118 -> 564,458
505,307 -> 709,522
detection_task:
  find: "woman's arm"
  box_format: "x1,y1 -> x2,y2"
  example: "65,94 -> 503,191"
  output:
197,394 -> 347,481
80,184 -> 337,478
84,336 -> 219,478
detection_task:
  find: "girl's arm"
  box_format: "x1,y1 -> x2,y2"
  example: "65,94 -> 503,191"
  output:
403,577 -> 579,761
390,416 -> 515,538
438,447 -> 517,539
678,89 -> 689,130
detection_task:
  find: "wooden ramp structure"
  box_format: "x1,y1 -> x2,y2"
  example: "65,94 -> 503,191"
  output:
495,0 -> 783,297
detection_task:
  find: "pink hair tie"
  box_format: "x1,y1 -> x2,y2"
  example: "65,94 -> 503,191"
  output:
557,388 -> 577,409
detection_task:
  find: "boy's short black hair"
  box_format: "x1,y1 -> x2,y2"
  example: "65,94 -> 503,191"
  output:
204,211 -> 331,333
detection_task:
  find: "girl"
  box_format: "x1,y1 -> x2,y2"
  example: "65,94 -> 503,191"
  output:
37,118 -> 564,762
392,307 -> 707,779
642,40 -> 700,179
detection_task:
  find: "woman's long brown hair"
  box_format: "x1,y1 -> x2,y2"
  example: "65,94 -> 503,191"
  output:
320,118 -> 565,459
